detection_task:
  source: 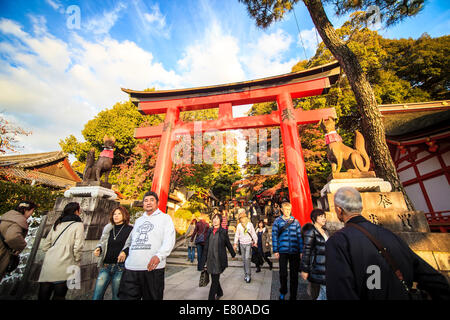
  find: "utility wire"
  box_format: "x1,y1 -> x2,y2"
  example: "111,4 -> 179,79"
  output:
292,7 -> 308,61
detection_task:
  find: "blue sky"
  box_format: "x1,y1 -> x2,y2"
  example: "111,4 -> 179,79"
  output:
0,0 -> 449,156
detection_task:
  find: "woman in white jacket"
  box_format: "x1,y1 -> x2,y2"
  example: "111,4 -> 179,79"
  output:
38,202 -> 84,300
233,209 -> 258,283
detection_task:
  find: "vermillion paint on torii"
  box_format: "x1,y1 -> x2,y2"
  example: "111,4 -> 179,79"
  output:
123,61 -> 340,226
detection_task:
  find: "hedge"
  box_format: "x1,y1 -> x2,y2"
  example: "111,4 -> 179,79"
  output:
0,180 -> 63,216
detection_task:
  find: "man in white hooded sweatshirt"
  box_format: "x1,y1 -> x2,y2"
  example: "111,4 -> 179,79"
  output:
118,191 -> 175,300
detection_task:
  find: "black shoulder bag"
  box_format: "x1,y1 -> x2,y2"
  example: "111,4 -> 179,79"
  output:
277,217 -> 295,237
347,223 -> 430,300
51,222 -> 77,248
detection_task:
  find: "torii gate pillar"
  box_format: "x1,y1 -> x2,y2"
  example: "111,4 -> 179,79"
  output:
151,106 -> 179,211
277,92 -> 313,222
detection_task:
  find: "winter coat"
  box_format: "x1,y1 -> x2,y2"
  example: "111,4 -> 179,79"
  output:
300,223 -> 327,285
95,223 -> 133,267
326,215 -> 450,300
38,221 -> 85,282
250,205 -> 262,217
272,215 -> 303,254
264,205 -> 272,217
0,210 -> 29,279
185,224 -> 196,248
234,221 -> 258,246
200,227 -> 235,274
256,227 -> 271,254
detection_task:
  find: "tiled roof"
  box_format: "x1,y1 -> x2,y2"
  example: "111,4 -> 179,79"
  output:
0,151 -> 67,168
0,167 -> 77,188
380,100 -> 450,138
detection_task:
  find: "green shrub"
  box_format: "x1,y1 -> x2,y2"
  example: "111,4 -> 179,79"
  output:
0,181 -> 63,216
174,208 -> 193,221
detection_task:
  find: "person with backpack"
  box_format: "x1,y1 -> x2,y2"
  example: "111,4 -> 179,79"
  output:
38,202 -> 84,300
0,201 -> 37,281
191,218 -> 209,271
272,202 -> 303,300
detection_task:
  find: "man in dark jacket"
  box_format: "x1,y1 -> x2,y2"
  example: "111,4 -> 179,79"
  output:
250,201 -> 262,227
272,202 -> 303,300
326,186 -> 450,300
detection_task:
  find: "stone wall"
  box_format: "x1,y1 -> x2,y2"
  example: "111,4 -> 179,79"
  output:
25,196 -> 118,299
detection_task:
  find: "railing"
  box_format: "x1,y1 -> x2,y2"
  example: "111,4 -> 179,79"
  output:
425,211 -> 450,233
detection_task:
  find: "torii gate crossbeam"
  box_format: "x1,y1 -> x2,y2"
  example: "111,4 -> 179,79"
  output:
123,61 -> 340,225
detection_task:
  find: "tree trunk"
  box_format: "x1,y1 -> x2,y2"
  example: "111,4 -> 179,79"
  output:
303,0 -> 414,210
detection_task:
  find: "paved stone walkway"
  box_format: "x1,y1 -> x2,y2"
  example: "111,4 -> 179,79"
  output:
164,266 -> 273,300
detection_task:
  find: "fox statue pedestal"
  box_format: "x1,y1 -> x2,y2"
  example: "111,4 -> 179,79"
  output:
318,172 -> 450,280
26,196 -> 118,299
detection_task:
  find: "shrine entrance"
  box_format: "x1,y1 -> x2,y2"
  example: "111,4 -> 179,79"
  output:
123,61 -> 340,225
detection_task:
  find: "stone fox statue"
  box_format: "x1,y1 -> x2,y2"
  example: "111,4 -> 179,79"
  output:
319,116 -> 370,173
83,135 -> 115,185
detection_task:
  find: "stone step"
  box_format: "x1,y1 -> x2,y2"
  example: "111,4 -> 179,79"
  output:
166,257 -> 279,269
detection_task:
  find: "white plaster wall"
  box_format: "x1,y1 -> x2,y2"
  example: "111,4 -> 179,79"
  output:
417,154 -> 441,176
405,183 -> 429,213
423,175 -> 450,212
398,166 -> 416,182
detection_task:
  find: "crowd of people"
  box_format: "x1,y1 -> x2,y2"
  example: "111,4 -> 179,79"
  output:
1,187 -> 449,301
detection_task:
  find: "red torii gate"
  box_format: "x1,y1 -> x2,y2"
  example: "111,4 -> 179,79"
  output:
123,61 -> 340,225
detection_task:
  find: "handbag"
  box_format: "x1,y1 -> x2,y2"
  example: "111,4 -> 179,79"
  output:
251,246 -> 264,265
199,269 -> 210,287
347,223 -> 431,300
195,223 -> 206,245
195,233 -> 205,245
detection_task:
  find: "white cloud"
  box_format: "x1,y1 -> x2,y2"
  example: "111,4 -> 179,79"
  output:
0,17 -> 181,154
177,21 -> 246,87
45,0 -> 62,11
297,27 -> 321,57
132,1 -> 170,39
144,4 -> 166,28
0,13 -> 299,156
0,19 -> 28,38
85,2 -> 127,35
241,29 -> 298,79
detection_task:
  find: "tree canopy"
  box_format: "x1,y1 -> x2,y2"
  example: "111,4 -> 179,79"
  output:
240,14 -> 447,200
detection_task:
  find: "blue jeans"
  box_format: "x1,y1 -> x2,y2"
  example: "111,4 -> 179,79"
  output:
187,246 -> 195,262
196,244 -> 204,271
92,263 -> 125,300
317,285 -> 327,300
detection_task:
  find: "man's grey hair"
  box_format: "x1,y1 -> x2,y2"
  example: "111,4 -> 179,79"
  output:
334,187 -> 363,214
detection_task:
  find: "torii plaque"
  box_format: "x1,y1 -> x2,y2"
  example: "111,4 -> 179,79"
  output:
123,61 -> 340,225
